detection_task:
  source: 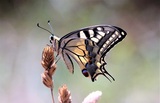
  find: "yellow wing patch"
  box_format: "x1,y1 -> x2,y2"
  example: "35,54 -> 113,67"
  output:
60,38 -> 91,72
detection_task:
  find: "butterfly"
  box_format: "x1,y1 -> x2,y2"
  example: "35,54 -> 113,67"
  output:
38,22 -> 127,82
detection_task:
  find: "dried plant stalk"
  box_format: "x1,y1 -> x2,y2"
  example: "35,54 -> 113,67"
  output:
41,45 -> 56,103
58,85 -> 72,103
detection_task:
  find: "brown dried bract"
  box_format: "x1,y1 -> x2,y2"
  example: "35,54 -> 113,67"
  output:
41,71 -> 53,88
41,45 -> 56,88
41,45 -> 54,69
58,85 -> 71,103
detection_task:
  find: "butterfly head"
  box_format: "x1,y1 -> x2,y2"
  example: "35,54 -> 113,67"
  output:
50,34 -> 60,43
37,21 -> 60,52
49,34 -> 60,51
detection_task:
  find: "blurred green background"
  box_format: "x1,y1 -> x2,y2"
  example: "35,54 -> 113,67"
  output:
0,0 -> 159,103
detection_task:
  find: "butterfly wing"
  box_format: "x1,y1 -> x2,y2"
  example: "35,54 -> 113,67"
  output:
59,37 -> 99,73
58,25 -> 127,81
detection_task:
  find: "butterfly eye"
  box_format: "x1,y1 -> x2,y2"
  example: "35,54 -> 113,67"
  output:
50,35 -> 54,40
82,69 -> 89,77
50,35 -> 54,43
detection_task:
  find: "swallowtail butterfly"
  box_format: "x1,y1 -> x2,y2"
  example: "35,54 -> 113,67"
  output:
38,21 -> 127,82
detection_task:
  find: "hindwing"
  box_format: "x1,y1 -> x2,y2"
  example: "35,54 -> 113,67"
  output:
59,38 -> 97,73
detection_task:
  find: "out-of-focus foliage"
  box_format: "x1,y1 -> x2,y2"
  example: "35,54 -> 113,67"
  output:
0,0 -> 159,103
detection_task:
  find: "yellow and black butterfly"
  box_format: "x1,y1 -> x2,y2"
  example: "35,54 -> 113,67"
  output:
38,22 -> 127,82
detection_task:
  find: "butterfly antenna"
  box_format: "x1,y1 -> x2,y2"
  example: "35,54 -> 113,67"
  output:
47,20 -> 60,41
48,20 -> 54,35
37,23 -> 53,34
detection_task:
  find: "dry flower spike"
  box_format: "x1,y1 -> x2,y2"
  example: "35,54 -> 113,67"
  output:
41,45 -> 56,75
58,85 -> 72,103
41,45 -> 56,87
41,45 -> 57,103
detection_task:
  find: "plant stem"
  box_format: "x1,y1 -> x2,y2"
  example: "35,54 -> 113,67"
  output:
51,87 -> 55,103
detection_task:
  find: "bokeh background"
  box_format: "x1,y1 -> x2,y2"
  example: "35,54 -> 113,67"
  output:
0,0 -> 159,103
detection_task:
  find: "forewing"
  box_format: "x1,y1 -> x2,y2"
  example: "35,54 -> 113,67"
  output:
59,25 -> 127,57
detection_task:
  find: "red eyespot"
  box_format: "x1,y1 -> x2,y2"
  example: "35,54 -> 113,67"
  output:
82,69 -> 89,77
